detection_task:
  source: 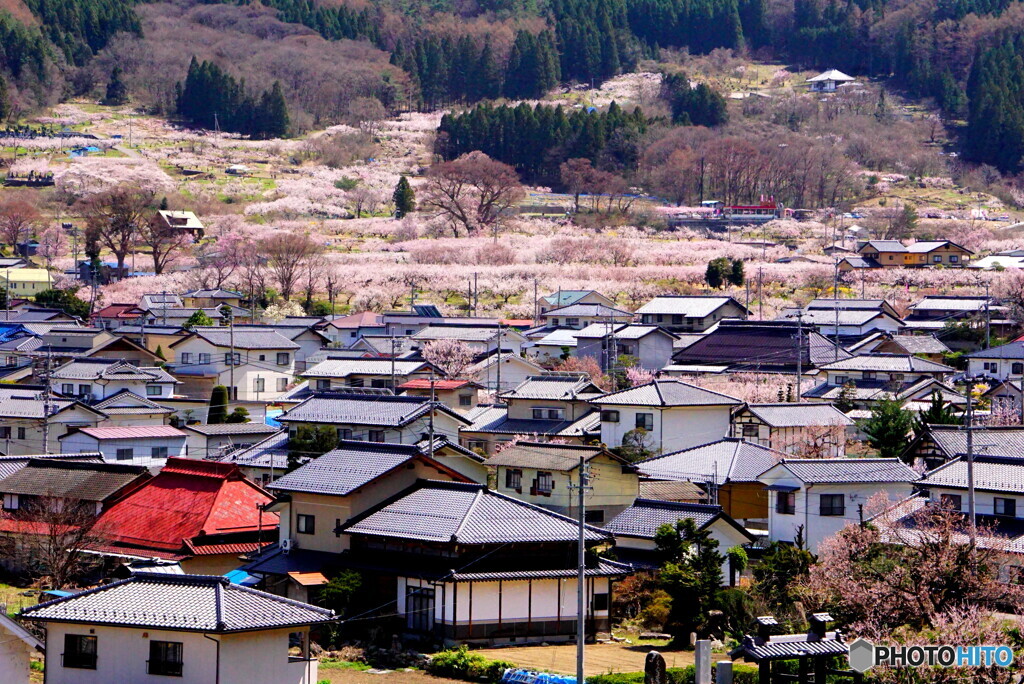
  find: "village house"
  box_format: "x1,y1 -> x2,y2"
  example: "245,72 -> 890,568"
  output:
144,307 -> 236,328
302,358 -> 434,391
635,295 -> 748,333
0,613 -> 41,684
538,290 -> 617,315
139,292 -> 184,311
528,328 -> 581,363
335,480 -> 630,644
182,422 -> 282,459
810,353 -> 954,387
806,298 -> 902,319
671,320 -> 852,374
317,311 -> 385,345
88,458 -> 277,574
805,68 -> 855,92
842,240 -> 973,271
397,378 -> 482,412
604,500 -> 755,583
591,379 -> 742,454
776,307 -> 904,343
848,332 -> 950,363
460,374 -> 602,455
21,572 -> 333,684
50,358 -> 178,402
0,269 -> 52,298
731,403 -> 854,457
759,458 -> 920,553
903,295 -> 1011,336
92,390 -> 176,426
227,324 -> 330,372
250,440 -> 473,601
487,442 -> 639,524
967,340 -> 1024,381
638,437 -> 783,522
279,391 -> 470,444
91,303 -> 146,330
156,209 -> 206,238
466,350 -> 544,393
207,430 -> 289,485
536,303 -> 633,330
59,425 -> 188,466
574,323 -> 678,371
32,327 -> 162,367
170,328 -> 299,401
0,392 -> 106,455
903,425 -> 1024,470
411,325 -> 527,355
984,380 -> 1024,417
181,288 -> 242,308
917,453 -> 1024,524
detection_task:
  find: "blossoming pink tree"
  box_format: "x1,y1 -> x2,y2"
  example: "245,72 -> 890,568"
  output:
421,339 -> 476,379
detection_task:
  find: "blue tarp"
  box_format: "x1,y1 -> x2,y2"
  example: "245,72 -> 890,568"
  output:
502,669 -> 579,684
42,590 -> 76,598
265,409 -> 283,428
223,569 -> 261,587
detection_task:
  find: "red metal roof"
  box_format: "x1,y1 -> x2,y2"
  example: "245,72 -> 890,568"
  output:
93,304 -> 144,319
398,379 -> 472,391
76,426 -> 187,440
183,540 -> 271,556
93,458 -> 277,554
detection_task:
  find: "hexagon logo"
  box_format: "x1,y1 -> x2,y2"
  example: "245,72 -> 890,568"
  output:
848,638 -> 876,673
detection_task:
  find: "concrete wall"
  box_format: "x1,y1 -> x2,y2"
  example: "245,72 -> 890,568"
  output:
0,622 -> 35,684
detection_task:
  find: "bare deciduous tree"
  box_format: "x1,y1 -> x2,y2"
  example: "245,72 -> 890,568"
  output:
1,495 -> 102,589
79,185 -> 154,274
0,191 -> 41,249
142,216 -> 194,275
423,152 -> 525,239
261,232 -> 323,301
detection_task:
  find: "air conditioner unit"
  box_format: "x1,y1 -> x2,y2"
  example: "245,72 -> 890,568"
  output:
280,538 -> 297,554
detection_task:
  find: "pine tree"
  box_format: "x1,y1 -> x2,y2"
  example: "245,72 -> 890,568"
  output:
256,81 -> 289,139
393,176 -> 416,217
912,391 -> 962,442
0,77 -> 11,124
207,385 -> 229,425
863,397 -> 914,460
104,66 -> 129,105
728,259 -> 745,286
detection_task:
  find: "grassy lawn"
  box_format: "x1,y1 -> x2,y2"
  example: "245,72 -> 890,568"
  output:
0,582 -> 38,616
470,641 -> 696,677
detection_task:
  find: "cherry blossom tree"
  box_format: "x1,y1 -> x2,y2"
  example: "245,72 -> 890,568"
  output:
421,339 -> 476,379
36,225 -> 69,268
79,185 -> 154,274
554,356 -> 612,391
0,191 -> 40,249
626,366 -> 656,386
422,152 -> 525,239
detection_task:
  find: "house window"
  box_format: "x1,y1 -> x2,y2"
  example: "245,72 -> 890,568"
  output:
115,448 -> 134,461
16,427 -> 25,440
1013,363 -> 1024,375
148,640 -> 183,677
819,494 -> 845,516
776,492 -> 796,515
585,509 -> 605,523
467,440 -> 488,453
863,371 -> 876,380
368,430 -> 386,442
566,318 -> 580,327
933,255 -> 942,263
63,634 -> 97,670
656,314 -> 663,323
259,354 -> 266,361
370,379 -> 390,388
179,352 -> 192,364
316,379 -> 330,391
551,318 -> 559,326
635,413 -> 654,431
146,385 -> 161,396
61,383 -> 74,395
349,378 -> 365,388
2,493 -> 17,510
225,352 -> 241,365
254,377 -> 265,393
277,352 -> 290,365
547,408 -> 565,420
536,471 -> 554,493
337,428 -> 353,441
296,513 -> 315,534
891,373 -> 905,382
78,384 -> 91,397
995,497 -> 1017,517
152,446 -> 168,459
940,493 -> 962,511
278,378 -> 288,392
593,593 -> 610,611
0,427 -> 9,439
742,424 -> 759,438
834,375 -> 849,385
950,255 -> 959,263
198,353 -> 211,365
984,362 -> 998,373
505,468 -> 522,490
601,410 -> 620,423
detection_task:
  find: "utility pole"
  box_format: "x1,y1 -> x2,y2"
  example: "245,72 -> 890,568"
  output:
428,369 -> 436,458
495,325 -> 503,397
794,310 -> 804,402
162,290 -> 168,326
984,282 -> 991,350
40,349 -> 53,454
966,393 -> 977,549
473,272 -> 479,317
567,455 -> 592,684
390,334 -> 398,391
533,278 -> 539,324
757,268 -> 763,320
224,306 -> 236,402
833,258 -> 840,362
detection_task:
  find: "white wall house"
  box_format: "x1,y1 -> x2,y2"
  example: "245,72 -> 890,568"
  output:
0,613 -> 41,684
50,359 -> 178,402
22,573 -> 334,684
574,324 -> 677,371
59,425 -> 188,466
591,379 -> 742,455
170,329 -> 299,401
967,341 -> 1024,382
759,458 -> 919,553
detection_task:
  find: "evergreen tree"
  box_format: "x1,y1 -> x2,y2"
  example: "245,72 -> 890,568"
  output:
207,385 -> 229,425
35,288 -> 90,319
728,259 -> 745,286
393,176 -> 416,217
184,310 -> 214,329
0,77 -> 10,124
225,407 -> 250,423
656,518 -> 724,643
104,66 -> 129,105
154,345 -> 166,361
912,391 -> 962,441
705,257 -> 730,289
256,81 -> 289,139
863,397 -> 914,460
287,425 -> 339,472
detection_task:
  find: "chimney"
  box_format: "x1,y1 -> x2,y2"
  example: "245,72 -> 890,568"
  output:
808,612 -> 833,639
755,615 -> 778,640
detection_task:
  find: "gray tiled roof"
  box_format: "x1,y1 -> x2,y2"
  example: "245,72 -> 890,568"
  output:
0,459 -> 148,501
591,379 -> 741,407
807,299 -> 890,311
302,358 -> 429,378
671,321 -> 853,370
93,391 -> 173,415
927,426 -> 1024,459
499,373 -> 601,401
887,335 -> 949,354
268,441 -> 426,496
22,573 -> 334,631
910,296 -> 990,313
0,453 -> 103,480
0,397 -> 83,419
639,438 -> 784,484
341,480 -> 610,544
279,393 -> 470,427
213,430 -> 289,470
485,442 -> 608,471
817,354 -> 952,373
185,329 -> 299,350
732,634 -> 848,661
51,358 -> 176,383
411,326 -> 501,342
967,341 -> 1024,360
639,480 -> 705,501
542,303 -> 632,318
920,455 -> 1024,494
769,458 -> 920,483
183,423 -> 281,437
636,296 -> 742,317
462,405 -> 598,437
840,256 -> 881,269
743,403 -> 853,427
779,309 -> 897,327
862,240 -> 906,252
604,499 -> 724,539
574,323 -> 672,340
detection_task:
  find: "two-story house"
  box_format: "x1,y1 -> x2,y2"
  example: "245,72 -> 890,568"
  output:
574,324 -> 678,371
278,391 -> 471,444
465,351 -> 544,394
459,374 -> 603,455
635,296 -> 748,333
759,458 -> 920,553
410,325 -> 527,356
0,391 -> 106,455
169,328 -> 299,401
917,454 -> 1024,525
397,378 -> 482,413
775,308 -> 903,343
59,425 -> 188,466
537,290 -> 617,315
967,341 -> 1024,381
731,403 -> 854,457
591,379 -> 742,454
537,303 -> 633,330
302,358 -> 434,391
50,358 -> 178,403
182,422 -> 282,460
182,288 -> 243,308
486,441 -> 639,524
808,353 -> 954,391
